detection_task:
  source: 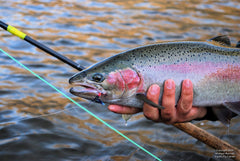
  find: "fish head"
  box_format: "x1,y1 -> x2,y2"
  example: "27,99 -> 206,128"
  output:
69,65 -> 144,105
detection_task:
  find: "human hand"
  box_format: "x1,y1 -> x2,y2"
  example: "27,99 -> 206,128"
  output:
108,79 -> 207,124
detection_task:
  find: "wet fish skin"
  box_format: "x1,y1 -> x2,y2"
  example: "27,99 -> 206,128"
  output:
69,38 -> 240,123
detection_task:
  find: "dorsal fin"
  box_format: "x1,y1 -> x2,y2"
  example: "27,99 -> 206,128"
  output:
236,41 -> 240,48
208,35 -> 231,46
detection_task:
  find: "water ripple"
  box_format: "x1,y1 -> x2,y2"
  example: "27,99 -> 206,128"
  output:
0,0 -> 239,160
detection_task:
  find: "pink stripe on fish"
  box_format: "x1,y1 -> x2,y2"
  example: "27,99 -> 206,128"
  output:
162,62 -> 227,73
149,62 -> 236,77
207,65 -> 240,81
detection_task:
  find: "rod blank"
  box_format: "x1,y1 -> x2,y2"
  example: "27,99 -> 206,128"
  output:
0,20 -> 84,71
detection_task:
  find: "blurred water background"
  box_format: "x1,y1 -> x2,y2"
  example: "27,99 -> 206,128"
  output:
0,0 -> 239,161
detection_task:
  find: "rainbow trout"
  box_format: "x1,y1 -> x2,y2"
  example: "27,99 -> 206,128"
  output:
69,36 -> 240,124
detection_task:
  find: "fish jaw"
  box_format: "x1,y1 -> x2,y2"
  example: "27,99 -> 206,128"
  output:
69,82 -> 107,100
70,83 -> 107,100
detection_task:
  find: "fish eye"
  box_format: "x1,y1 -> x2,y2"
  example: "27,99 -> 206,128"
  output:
92,73 -> 104,82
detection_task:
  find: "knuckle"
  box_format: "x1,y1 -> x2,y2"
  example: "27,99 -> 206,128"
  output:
161,109 -> 177,124
180,102 -> 191,113
162,110 -> 172,117
144,112 -> 154,120
162,117 -> 176,124
182,87 -> 192,96
161,113 -> 173,123
144,112 -> 159,121
178,99 -> 192,115
164,89 -> 175,97
162,99 -> 174,108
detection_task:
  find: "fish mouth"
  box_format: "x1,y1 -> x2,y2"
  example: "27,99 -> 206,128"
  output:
69,83 -> 106,99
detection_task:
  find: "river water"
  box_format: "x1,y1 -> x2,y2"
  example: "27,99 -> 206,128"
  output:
0,0 -> 239,161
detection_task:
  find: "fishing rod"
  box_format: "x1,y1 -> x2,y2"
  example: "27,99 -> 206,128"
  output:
1,21 -> 239,160
0,20 -> 84,71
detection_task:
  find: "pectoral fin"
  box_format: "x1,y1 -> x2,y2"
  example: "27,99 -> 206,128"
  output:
212,106 -> 235,126
212,102 -> 239,126
122,114 -> 132,125
223,102 -> 240,115
236,41 -> 240,48
136,93 -> 164,110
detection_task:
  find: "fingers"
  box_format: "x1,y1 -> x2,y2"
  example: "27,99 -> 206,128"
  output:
176,79 -> 207,122
108,79 -> 207,124
179,106 -> 207,122
143,84 -> 161,122
177,79 -> 193,116
161,79 -> 177,124
108,105 -> 142,114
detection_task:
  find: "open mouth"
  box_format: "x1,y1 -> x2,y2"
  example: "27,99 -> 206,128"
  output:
69,83 -> 104,98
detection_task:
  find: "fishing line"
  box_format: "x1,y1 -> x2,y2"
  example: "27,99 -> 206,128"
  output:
0,49 -> 162,161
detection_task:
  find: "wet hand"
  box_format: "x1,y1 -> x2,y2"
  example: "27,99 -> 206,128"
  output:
108,79 -> 207,124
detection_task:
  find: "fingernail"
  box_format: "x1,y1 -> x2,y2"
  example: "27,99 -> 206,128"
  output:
184,79 -> 190,88
108,105 -> 115,111
165,80 -> 173,89
149,84 -> 160,95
